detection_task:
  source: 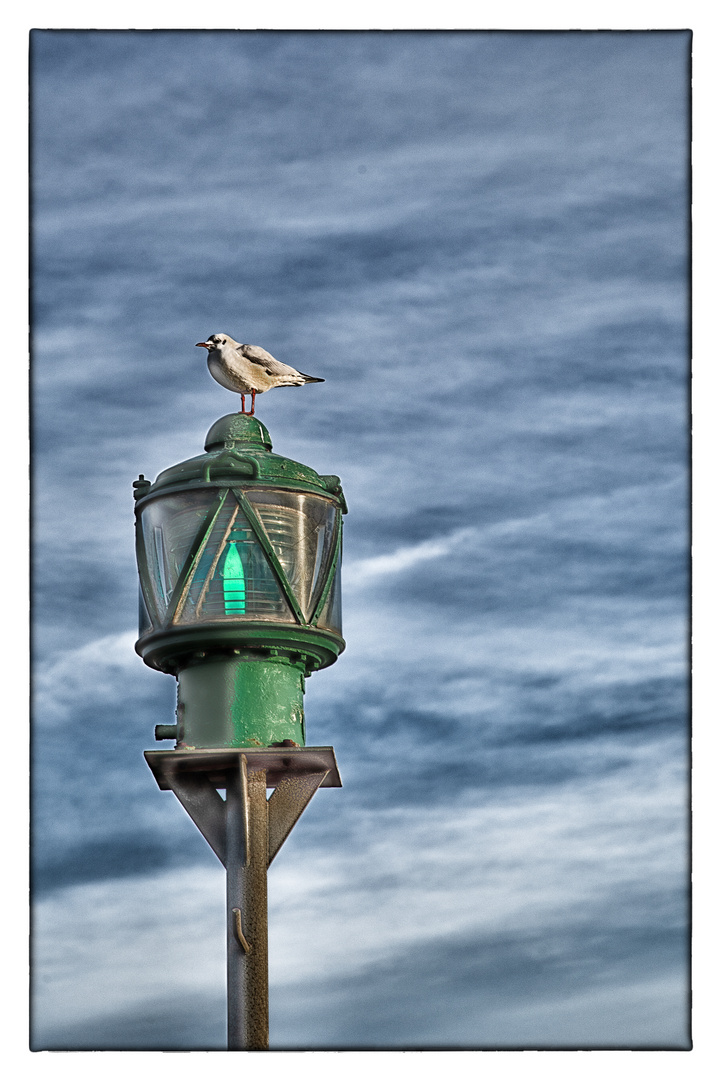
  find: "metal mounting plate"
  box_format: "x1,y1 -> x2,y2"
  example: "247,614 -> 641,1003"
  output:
144,745 -> 342,790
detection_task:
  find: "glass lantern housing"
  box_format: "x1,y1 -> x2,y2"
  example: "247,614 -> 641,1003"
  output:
138,487 -> 341,636
134,414 -> 346,749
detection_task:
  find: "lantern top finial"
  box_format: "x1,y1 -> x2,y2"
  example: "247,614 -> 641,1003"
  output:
204,413 -> 272,453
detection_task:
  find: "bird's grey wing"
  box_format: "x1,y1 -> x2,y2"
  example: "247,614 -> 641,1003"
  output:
238,344 -> 300,376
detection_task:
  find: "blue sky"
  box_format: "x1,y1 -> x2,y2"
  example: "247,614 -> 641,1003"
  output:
29,29 -> 689,1050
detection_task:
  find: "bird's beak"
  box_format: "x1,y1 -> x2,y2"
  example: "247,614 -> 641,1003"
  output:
196,341 -> 211,349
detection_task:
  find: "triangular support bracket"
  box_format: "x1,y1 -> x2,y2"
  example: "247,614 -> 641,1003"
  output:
144,746 -> 341,869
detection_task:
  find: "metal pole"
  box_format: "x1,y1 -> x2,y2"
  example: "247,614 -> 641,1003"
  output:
146,746 -> 340,1050
226,756 -> 269,1050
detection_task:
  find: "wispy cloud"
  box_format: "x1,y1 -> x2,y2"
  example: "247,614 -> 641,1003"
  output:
33,631 -> 144,725
343,527 -> 476,588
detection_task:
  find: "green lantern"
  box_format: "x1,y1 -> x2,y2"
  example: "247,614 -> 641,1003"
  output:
134,413 -> 346,750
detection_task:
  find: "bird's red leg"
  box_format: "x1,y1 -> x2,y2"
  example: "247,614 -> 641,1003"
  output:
250,389 -> 256,415
240,394 -> 246,413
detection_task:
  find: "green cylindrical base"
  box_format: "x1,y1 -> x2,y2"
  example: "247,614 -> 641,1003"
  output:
176,655 -> 306,749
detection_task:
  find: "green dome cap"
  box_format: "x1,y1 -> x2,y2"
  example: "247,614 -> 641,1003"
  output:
204,413 -> 272,453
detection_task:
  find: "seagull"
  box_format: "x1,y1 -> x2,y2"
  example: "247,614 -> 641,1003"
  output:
196,333 -> 324,415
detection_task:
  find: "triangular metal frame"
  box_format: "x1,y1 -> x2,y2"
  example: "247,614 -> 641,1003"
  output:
145,746 -> 341,869
137,486 -> 344,635
163,765 -> 329,868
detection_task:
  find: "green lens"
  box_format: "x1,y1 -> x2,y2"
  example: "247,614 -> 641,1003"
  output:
222,542 -> 246,613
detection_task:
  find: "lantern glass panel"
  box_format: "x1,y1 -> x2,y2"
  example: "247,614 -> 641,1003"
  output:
315,560 -> 342,636
140,489 -> 216,623
246,489 -> 338,621
174,495 -> 293,623
138,586 -> 153,636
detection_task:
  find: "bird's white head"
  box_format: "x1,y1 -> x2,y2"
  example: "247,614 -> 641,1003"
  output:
195,333 -> 230,351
